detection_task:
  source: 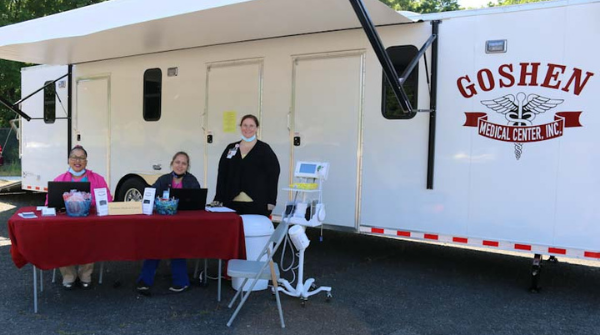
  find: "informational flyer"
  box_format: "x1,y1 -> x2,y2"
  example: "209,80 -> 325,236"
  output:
223,111 -> 237,133
94,188 -> 109,216
142,187 -> 156,215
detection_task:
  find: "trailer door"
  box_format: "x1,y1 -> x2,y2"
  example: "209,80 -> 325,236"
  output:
291,51 -> 365,229
20,65 -> 69,191
75,77 -> 110,185
204,60 -> 263,202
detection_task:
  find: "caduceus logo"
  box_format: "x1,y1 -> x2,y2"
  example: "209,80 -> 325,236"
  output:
458,62 -> 591,160
480,93 -> 562,159
463,93 -> 582,160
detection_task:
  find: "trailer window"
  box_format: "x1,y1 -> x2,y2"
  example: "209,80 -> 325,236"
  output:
382,45 -> 419,119
43,81 -> 56,124
143,68 -> 162,121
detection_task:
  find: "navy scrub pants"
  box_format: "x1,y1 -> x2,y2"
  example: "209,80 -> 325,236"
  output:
138,258 -> 189,287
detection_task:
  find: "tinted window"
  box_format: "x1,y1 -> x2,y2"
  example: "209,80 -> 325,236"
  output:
43,81 -> 56,124
143,68 -> 162,121
382,45 -> 419,119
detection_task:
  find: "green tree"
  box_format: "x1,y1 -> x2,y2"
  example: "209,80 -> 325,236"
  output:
381,0 -> 460,13
416,0 -> 460,13
488,0 -> 547,6
0,0 -> 107,127
380,0 -> 418,11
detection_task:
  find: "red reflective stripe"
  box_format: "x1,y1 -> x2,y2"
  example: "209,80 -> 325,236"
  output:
424,234 -> 439,240
453,237 -> 468,243
514,244 -> 531,251
26,186 -> 32,189
483,240 -> 499,247
372,228 -> 384,234
43,188 -> 48,191
584,251 -> 600,259
397,231 -> 410,237
548,247 -> 566,255
35,187 -> 40,190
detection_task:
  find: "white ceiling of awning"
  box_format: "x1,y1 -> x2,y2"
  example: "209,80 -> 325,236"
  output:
0,0 -> 414,65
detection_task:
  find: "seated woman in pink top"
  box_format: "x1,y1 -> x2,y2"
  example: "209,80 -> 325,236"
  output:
46,145 -> 113,289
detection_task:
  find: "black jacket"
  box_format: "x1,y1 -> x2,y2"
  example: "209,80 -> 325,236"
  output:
214,140 -> 280,207
152,172 -> 201,196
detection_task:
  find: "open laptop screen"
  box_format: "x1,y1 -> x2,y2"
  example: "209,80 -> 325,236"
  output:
47,181 -> 91,209
170,188 -> 208,211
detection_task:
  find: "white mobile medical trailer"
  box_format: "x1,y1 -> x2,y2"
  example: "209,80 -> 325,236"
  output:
0,0 -> 598,288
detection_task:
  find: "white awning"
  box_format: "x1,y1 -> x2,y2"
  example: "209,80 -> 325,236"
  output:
0,0 -> 415,65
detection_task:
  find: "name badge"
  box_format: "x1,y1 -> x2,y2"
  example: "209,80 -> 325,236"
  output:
227,147 -> 238,159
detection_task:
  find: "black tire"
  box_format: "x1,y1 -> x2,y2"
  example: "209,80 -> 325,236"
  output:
116,178 -> 147,202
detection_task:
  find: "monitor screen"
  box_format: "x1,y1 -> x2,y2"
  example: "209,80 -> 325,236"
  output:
299,163 -> 317,175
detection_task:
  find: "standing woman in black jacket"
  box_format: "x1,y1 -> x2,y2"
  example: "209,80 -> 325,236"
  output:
136,151 -> 201,294
212,114 -> 280,217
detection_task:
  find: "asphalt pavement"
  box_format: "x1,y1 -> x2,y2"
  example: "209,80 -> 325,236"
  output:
1,192 -> 600,335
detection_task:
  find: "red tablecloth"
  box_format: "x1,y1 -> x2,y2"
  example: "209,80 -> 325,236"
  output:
8,207 -> 246,270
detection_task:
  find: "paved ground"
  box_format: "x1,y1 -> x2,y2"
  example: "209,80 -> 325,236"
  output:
1,192 -> 600,335
0,176 -> 21,193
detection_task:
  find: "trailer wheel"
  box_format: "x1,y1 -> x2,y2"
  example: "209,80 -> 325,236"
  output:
117,178 -> 146,202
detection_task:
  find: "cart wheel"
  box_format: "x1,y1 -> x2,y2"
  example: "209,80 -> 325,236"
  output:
310,283 -> 317,290
548,256 -> 558,263
326,292 -> 332,302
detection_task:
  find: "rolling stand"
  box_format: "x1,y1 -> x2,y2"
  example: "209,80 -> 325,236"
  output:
277,224 -> 332,306
276,161 -> 332,306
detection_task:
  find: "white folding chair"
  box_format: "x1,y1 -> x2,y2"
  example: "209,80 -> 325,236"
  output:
226,220 -> 289,328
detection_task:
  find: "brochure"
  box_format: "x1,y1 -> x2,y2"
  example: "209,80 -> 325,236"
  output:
205,206 -> 236,213
142,187 -> 156,215
94,188 -> 109,216
41,207 -> 56,216
18,212 -> 38,219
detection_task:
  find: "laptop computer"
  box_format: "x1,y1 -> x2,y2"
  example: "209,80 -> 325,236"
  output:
170,188 -> 208,211
47,181 -> 91,209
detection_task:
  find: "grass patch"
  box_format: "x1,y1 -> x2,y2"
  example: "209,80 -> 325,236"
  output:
0,161 -> 21,176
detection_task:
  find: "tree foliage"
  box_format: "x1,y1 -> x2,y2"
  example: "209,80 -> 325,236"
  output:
381,0 -> 460,13
0,0 -> 107,127
488,0 -> 547,7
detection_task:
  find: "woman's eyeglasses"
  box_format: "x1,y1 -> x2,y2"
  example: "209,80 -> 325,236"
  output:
69,156 -> 87,162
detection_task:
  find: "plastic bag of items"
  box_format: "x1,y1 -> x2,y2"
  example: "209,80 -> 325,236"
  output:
154,197 -> 179,215
63,190 -> 92,217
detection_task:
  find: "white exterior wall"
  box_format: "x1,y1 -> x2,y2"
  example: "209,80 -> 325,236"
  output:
20,65 -> 69,192
70,24 -> 432,225
21,1 -> 600,258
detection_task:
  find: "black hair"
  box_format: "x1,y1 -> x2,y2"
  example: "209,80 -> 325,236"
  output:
69,145 -> 88,158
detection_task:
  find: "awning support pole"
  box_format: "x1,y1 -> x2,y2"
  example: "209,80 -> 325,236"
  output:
426,21 -> 440,190
67,65 -> 73,155
13,73 -> 68,106
399,33 -> 437,85
348,0 -> 413,114
0,96 -> 31,121
0,72 -> 69,122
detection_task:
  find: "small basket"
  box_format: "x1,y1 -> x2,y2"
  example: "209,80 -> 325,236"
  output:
155,198 -> 179,215
65,198 -> 92,217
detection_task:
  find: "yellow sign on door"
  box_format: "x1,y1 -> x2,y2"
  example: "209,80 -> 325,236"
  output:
223,111 -> 237,133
